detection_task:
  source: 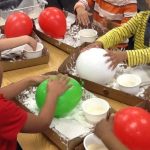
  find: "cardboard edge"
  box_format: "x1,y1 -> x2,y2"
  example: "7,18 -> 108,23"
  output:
1,51 -> 49,71
33,28 -> 76,54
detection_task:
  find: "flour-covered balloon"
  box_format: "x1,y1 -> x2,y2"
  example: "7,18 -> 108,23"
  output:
76,48 -> 116,85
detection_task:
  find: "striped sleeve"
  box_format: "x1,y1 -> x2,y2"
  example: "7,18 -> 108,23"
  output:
127,48 -> 150,66
87,0 -> 95,7
74,0 -> 95,10
122,2 -> 137,24
96,12 -> 141,49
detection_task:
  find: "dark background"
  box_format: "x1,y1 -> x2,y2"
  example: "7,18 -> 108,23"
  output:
46,0 -> 78,13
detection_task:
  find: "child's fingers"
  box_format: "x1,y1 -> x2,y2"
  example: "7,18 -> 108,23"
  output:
58,74 -> 68,81
56,74 -> 69,86
108,61 -> 117,71
108,115 -> 114,124
40,75 -> 50,80
65,84 -> 72,91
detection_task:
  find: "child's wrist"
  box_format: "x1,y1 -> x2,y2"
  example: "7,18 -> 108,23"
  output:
46,92 -> 58,102
95,41 -> 104,48
100,131 -> 114,140
75,2 -> 85,11
26,77 -> 38,86
123,51 -> 128,62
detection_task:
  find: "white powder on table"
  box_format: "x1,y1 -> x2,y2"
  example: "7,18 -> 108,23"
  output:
18,87 -> 96,140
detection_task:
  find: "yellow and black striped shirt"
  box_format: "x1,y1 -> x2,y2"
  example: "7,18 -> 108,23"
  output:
97,11 -> 150,67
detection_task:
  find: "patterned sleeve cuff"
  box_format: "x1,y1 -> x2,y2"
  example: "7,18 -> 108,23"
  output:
74,2 -> 86,11
96,36 -> 108,49
126,50 -> 131,66
126,49 -> 150,67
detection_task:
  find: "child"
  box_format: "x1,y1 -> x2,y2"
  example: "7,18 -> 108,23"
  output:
74,0 -> 137,31
82,0 -> 150,70
0,36 -> 69,150
95,116 -> 128,150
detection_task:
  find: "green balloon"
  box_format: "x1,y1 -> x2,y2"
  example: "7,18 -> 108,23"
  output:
35,76 -> 83,118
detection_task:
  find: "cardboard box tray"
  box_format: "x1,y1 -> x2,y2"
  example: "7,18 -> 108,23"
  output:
16,71 -> 90,150
1,53 -> 49,72
33,20 -> 103,54
0,30 -> 49,71
43,86 -> 150,150
16,71 -> 125,150
58,49 -> 144,106
34,27 -> 85,54
17,100 -> 84,150
75,99 -> 150,150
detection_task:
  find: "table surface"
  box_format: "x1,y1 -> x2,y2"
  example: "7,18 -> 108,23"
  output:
2,41 -> 128,150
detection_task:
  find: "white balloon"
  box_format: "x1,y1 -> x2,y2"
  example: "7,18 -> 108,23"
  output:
76,48 -> 116,85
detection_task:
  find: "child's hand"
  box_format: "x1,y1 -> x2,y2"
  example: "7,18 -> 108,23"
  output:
104,50 -> 127,70
81,42 -> 103,52
76,7 -> 90,26
47,74 -> 69,98
29,75 -> 50,86
94,116 -> 114,139
25,35 -> 37,51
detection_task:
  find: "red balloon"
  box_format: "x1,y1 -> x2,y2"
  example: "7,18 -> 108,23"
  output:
38,7 -> 66,38
114,107 -> 150,150
4,12 -> 33,38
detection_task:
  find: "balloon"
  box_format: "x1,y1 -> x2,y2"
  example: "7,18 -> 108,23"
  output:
35,76 -> 83,118
4,12 -> 33,38
114,107 -> 150,150
38,7 -> 66,38
76,48 -> 116,85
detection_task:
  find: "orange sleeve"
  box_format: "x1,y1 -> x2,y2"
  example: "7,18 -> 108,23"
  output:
74,0 -> 95,11
122,3 -> 137,24
87,0 -> 95,7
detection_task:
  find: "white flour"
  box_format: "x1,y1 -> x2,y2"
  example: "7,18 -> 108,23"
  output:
18,87 -> 96,140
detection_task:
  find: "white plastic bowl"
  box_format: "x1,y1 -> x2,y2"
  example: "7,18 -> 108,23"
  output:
78,29 -> 97,44
117,74 -> 142,95
84,133 -> 108,150
24,42 -> 43,59
82,98 -> 110,124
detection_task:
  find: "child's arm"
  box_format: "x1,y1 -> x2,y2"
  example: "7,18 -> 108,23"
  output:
74,0 -> 94,26
0,75 -> 49,100
21,76 -> 69,132
0,35 -> 37,51
95,116 -> 129,150
104,47 -> 150,69
96,12 -> 141,49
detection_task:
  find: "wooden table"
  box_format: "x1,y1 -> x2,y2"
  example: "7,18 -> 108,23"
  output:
2,41 -> 128,150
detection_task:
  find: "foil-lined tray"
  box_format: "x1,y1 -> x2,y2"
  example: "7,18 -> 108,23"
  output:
34,12 -> 104,54
58,49 -> 150,106
0,28 -> 49,71
16,72 -> 106,150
